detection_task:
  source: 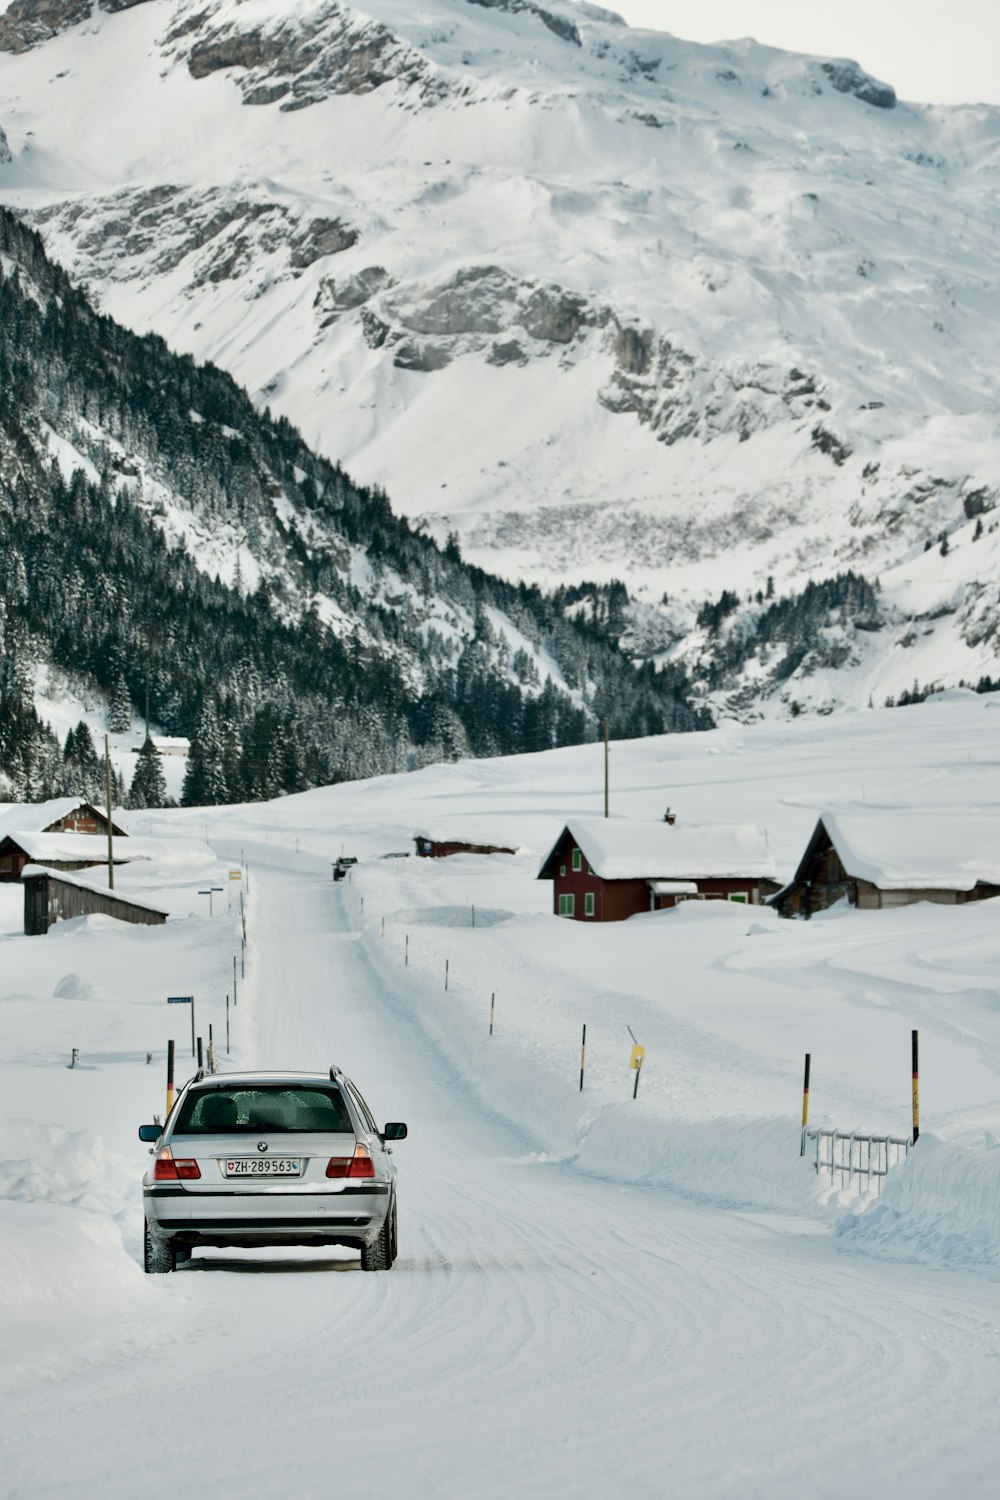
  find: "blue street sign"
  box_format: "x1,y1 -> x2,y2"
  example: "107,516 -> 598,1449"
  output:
167,995 -> 193,1004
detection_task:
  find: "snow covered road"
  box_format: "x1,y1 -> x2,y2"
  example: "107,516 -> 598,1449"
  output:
4,851 -> 998,1499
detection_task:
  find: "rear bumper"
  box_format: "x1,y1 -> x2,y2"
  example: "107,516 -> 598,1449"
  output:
144,1183 -> 390,1248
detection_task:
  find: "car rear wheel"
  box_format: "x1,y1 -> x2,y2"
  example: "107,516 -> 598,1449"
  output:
143,1219 -> 175,1274
389,1198 -> 398,1265
360,1204 -> 393,1272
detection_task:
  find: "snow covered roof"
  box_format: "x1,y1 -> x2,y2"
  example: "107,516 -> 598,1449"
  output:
814,811 -> 1000,892
539,818 -> 775,881
0,798 -> 90,835
648,881 -> 699,895
20,864 -> 168,916
0,831 -> 140,863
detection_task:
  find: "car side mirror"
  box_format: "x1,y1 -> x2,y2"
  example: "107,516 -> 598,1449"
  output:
382,1122 -> 408,1141
138,1124 -> 161,1142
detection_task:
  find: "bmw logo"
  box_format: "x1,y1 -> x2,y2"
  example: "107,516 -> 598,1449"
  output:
257,1141 -> 268,1152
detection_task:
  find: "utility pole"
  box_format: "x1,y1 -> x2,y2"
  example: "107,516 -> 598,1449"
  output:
603,717 -> 609,818
104,733 -> 114,890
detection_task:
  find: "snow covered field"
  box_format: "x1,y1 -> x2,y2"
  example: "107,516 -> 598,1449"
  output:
2,695 -> 1000,1496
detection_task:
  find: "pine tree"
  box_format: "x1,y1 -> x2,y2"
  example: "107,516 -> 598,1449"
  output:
129,736 -> 168,808
182,699 -> 227,806
107,672 -> 133,733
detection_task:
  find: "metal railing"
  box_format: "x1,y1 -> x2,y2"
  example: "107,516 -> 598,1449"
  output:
802,1128 -> 912,1194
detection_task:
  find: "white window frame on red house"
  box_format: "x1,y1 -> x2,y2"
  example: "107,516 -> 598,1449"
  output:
558,893 -> 575,917
584,892 -> 595,916
572,847 -> 582,871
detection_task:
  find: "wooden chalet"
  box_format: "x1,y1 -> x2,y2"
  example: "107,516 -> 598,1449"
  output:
0,832 -> 137,883
21,866 -> 167,936
414,832 -> 518,859
772,812 -> 1000,917
537,817 -> 775,922
0,797 -> 127,839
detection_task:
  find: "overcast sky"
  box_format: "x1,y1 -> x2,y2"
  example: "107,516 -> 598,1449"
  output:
608,2 -> 1000,105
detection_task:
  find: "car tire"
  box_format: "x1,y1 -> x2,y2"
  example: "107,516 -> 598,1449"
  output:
360,1206 -> 392,1272
143,1219 -> 175,1274
389,1198 -> 398,1265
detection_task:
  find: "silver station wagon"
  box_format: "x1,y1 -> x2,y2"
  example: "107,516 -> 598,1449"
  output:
139,1067 -> 406,1272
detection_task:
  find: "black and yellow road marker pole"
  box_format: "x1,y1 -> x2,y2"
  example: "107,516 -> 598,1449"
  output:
911,1030 -> 920,1143
489,993 -> 495,1036
166,1039 -> 175,1117
579,1024 -> 587,1092
800,1052 -> 811,1155
226,994 -> 231,1055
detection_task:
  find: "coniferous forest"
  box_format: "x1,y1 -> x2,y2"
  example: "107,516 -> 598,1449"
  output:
0,209 -> 710,804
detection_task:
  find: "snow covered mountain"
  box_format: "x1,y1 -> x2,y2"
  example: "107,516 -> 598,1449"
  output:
2,0 -> 1000,716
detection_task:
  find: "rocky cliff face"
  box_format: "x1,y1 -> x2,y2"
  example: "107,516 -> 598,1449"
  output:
163,1 -> 445,110
0,0 -> 152,53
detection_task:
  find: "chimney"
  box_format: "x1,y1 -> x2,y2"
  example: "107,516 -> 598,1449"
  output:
663,808 -> 676,825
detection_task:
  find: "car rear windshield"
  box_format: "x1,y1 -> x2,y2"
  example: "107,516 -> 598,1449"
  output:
174,1086 -> 354,1135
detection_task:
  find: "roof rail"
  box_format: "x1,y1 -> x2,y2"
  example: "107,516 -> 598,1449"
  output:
330,1064 -> 344,1081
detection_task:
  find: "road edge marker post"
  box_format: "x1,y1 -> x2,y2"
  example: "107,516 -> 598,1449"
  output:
166,1039 -> 175,1116
226,994 -> 231,1055
800,1052 -> 811,1155
629,1041 -> 645,1099
489,992 -> 495,1035
912,1030 -> 920,1143
196,1036 -> 203,1070
579,1024 -> 586,1092
445,959 -> 449,991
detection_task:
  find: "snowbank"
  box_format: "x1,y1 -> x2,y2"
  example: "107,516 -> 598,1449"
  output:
836,1133 -> 1000,1267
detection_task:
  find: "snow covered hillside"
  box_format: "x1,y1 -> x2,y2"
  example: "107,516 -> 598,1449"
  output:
3,696 -> 1000,1496
2,0 -> 1000,714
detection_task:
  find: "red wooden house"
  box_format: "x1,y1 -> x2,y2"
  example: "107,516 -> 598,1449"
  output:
537,817 -> 774,922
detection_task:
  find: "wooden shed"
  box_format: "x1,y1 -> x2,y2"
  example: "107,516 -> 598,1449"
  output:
537,817 -> 775,922
771,812 -> 1000,917
0,832 -> 136,883
414,833 -> 518,859
21,866 -> 167,936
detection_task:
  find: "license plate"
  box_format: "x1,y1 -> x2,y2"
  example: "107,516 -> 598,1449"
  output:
224,1157 -> 302,1177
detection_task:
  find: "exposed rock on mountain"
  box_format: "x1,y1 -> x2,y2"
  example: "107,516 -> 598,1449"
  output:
0,0 -> 151,53
467,0 -> 581,48
818,59 -> 896,110
164,1 -> 444,111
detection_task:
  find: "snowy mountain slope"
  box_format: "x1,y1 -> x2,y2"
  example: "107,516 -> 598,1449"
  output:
1,207 -> 708,801
1,0 -> 1000,713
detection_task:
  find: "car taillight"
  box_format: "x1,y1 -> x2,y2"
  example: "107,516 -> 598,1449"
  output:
153,1148 -> 200,1181
326,1143 -> 375,1179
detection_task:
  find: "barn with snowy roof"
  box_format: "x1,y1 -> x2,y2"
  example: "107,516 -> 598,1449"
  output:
0,797 -> 126,839
0,800 -> 129,882
772,811 -> 1000,917
537,817 -> 775,922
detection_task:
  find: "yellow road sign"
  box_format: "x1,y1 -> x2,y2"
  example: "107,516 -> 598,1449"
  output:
630,1044 -> 645,1070
229,869 -> 242,880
